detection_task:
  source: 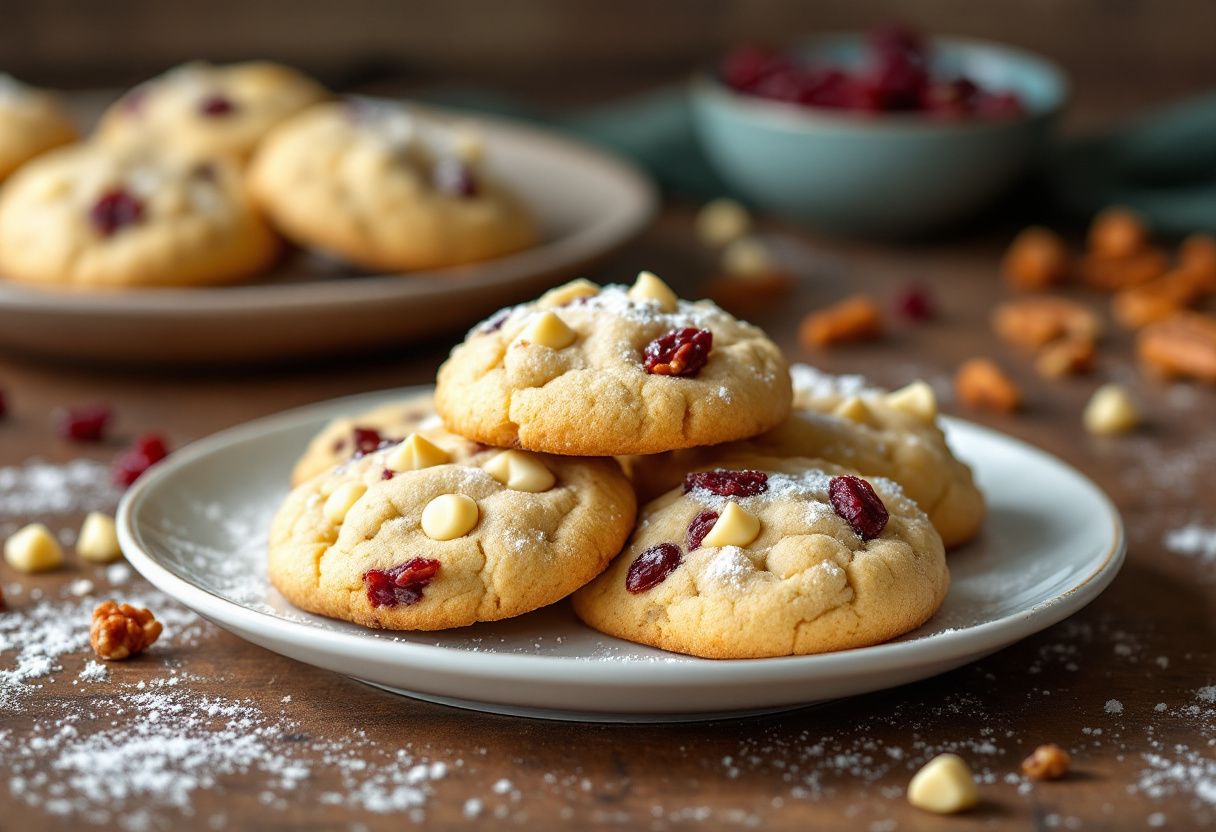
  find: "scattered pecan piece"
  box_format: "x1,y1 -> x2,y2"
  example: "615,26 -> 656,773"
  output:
90,600 -> 163,661
1089,207 -> 1149,259
1112,269 -> 1203,330
799,295 -> 883,348
1178,233 -> 1216,294
992,297 -> 1102,350
1078,248 -> 1168,291
1001,227 -> 1071,290
1137,312 -> 1216,383
955,358 -> 1022,412
1021,743 -> 1071,781
1035,337 -> 1096,379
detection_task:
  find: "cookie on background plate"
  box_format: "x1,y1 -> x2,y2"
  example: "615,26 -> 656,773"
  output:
290,393 -> 481,485
435,273 -> 792,456
0,74 -> 77,181
572,457 -> 948,659
96,61 -> 328,160
247,100 -> 537,271
270,436 -> 636,630
623,365 -> 985,548
0,143 -> 279,288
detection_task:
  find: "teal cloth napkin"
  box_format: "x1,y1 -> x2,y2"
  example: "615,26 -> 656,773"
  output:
424,87 -> 1216,235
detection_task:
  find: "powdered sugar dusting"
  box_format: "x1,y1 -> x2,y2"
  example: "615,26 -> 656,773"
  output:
1164,523 -> 1216,565
790,364 -> 879,405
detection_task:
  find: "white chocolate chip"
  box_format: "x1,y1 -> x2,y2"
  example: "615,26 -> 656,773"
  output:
483,450 -> 555,493
518,310 -> 576,350
695,198 -> 751,248
721,236 -> 775,277
628,270 -> 679,312
833,395 -> 875,425
420,493 -> 479,540
1083,383 -> 1140,435
387,433 -> 450,472
907,753 -> 980,814
4,523 -> 64,573
323,482 -> 367,524
77,512 -> 122,563
538,278 -> 600,308
701,502 -> 761,548
884,380 -> 938,423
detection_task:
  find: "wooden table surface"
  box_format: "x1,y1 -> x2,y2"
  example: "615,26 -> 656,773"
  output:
2,124 -> 1216,832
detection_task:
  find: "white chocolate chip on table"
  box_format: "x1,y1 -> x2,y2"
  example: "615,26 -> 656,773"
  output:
695,198 -> 751,248
907,753 -> 980,814
4,523 -> 65,573
77,512 -> 122,563
1083,383 -> 1141,435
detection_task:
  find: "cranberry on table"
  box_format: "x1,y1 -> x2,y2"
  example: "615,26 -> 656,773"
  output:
113,433 -> 171,487
625,543 -> 682,593
643,327 -> 713,377
0,388 -> 6,419
683,469 -> 769,498
54,404 -> 113,443
894,285 -> 936,321
364,558 -> 442,608
89,189 -> 145,237
828,475 -> 890,540
686,511 -> 719,551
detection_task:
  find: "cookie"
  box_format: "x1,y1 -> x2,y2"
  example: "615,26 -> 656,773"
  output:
292,392 -> 479,485
97,61 -> 328,160
572,457 -> 948,658
0,143 -> 279,288
247,100 -> 537,271
270,436 -> 637,630
623,366 -> 985,548
434,273 -> 793,456
0,74 -> 77,181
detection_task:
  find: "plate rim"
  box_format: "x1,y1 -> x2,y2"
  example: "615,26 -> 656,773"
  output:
0,109 -> 658,316
117,386 -> 1126,687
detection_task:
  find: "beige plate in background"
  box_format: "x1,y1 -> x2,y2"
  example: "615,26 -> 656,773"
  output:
0,108 -> 657,365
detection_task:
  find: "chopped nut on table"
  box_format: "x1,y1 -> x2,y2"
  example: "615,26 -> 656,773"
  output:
1112,269 -> 1205,329
1079,248 -> 1169,291
798,295 -> 883,348
907,753 -> 980,814
1089,206 -> 1149,259
89,600 -> 163,661
77,511 -> 122,563
1137,312 -> 1216,383
1021,743 -> 1072,781
992,296 -> 1102,351
956,358 -> 1022,412
1179,232 -> 1216,291
1001,226 -> 1071,290
4,523 -> 64,573
1035,336 -> 1096,378
1084,384 -> 1141,435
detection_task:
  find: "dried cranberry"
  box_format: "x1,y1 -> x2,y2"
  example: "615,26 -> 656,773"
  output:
432,158 -> 478,197
381,468 -> 395,480
54,404 -> 113,443
683,469 -> 768,498
894,285 -> 935,321
828,475 -> 890,540
476,309 -> 510,335
364,557 -> 441,608
625,543 -> 682,594
113,432 -> 170,487
643,328 -> 713,377
351,427 -> 383,456
0,389 -> 7,420
89,189 -> 145,237
686,511 -> 719,550
198,94 -> 237,117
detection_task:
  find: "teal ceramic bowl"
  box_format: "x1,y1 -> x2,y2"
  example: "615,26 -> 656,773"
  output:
692,35 -> 1068,237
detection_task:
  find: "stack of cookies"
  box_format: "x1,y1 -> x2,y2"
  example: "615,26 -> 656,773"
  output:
0,61 -> 536,289
271,272 -> 986,659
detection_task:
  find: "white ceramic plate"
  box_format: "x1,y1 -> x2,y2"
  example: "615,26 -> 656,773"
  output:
118,387 -> 1124,722
0,107 -> 656,364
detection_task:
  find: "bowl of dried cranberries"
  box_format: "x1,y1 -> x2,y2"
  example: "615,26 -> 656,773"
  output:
692,27 -> 1067,236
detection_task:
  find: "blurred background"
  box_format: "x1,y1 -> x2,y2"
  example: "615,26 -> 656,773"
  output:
6,0 -> 1214,129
